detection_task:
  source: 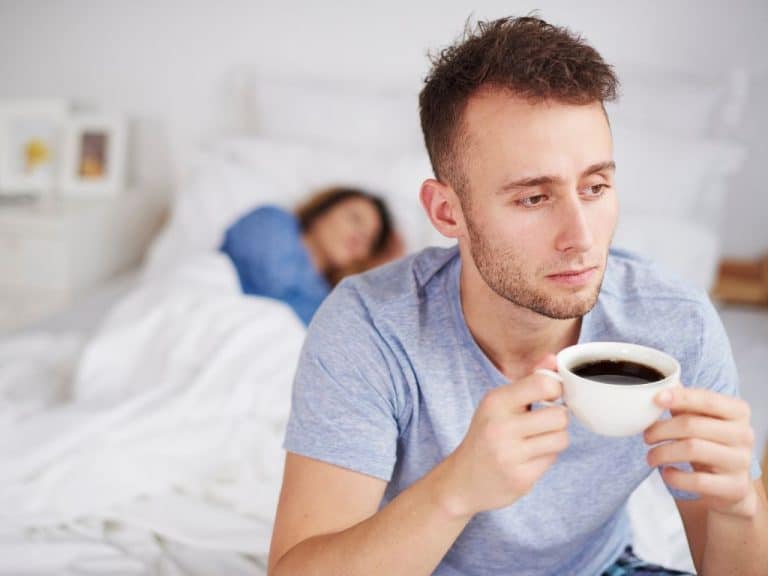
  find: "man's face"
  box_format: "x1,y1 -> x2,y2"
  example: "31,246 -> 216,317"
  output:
456,90 -> 618,319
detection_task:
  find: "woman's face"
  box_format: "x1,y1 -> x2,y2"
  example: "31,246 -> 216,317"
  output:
311,197 -> 382,270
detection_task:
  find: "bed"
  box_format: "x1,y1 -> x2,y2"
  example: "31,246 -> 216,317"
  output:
0,254 -> 303,575
0,67 -> 751,574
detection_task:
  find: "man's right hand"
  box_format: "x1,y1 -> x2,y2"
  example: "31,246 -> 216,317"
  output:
433,355 -> 570,519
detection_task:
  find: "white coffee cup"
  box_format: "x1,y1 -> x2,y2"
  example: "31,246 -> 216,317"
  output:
535,342 -> 681,437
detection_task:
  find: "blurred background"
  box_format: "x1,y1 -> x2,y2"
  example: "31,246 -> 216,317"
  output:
3,0 -> 764,442
0,1 -> 765,574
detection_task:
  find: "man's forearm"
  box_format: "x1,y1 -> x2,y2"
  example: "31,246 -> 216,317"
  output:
702,489 -> 768,575
271,455 -> 471,576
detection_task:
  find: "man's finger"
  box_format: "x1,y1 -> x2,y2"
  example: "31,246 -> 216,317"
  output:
516,406 -> 570,438
523,429 -> 570,459
644,415 -> 754,448
482,355 -> 561,414
511,371 -> 563,411
654,387 -> 751,422
661,467 -> 753,503
647,438 -> 752,473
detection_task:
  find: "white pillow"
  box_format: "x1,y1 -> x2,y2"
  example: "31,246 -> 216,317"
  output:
613,215 -> 720,291
606,65 -> 734,138
211,138 -> 437,254
143,139 -> 440,277
610,127 -> 744,291
612,127 -> 744,222
142,153 -> 280,278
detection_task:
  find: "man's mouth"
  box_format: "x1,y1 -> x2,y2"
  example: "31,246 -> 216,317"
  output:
546,266 -> 599,286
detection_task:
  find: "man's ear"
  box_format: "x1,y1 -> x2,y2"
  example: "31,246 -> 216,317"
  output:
419,179 -> 465,240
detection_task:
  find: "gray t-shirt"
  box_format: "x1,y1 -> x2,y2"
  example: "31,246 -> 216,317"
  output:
284,246 -> 762,575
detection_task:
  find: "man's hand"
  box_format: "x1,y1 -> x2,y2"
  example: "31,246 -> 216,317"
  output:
434,356 -> 570,519
644,386 -> 757,518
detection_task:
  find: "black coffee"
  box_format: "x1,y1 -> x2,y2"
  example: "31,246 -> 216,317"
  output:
572,360 -> 665,385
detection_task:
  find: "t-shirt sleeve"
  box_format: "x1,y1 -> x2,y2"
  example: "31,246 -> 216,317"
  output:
666,296 -> 763,500
283,281 -> 403,481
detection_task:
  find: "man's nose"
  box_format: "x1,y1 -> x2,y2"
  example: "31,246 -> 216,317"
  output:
554,194 -> 594,253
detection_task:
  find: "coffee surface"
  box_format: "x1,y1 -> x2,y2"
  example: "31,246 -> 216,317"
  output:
572,360 -> 665,385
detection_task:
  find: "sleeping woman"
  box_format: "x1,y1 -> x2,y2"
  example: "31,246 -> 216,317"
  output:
220,186 -> 401,325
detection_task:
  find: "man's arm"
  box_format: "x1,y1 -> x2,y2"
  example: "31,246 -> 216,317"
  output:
269,365 -> 569,576
676,480 -> 768,575
267,452 -> 472,575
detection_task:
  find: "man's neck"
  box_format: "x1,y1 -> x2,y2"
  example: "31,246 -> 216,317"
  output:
459,258 -> 582,383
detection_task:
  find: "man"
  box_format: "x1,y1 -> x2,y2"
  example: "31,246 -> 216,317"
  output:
268,16 -> 767,575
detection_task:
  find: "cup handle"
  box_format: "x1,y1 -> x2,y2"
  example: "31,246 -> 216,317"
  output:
533,368 -> 566,407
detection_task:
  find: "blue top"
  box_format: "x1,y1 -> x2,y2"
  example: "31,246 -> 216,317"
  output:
220,205 -> 331,325
284,245 -> 762,576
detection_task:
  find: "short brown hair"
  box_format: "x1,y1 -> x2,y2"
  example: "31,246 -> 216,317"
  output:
419,16 -> 619,193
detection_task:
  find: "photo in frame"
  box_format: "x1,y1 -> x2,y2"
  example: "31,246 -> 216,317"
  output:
60,115 -> 126,197
0,100 -> 69,197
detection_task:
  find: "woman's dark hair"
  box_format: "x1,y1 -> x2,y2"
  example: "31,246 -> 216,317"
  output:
295,186 -> 394,256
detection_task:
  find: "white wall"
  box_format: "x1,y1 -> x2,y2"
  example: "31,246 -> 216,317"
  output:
0,0 -> 766,256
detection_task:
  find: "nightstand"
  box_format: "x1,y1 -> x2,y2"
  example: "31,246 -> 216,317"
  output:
0,192 -> 166,332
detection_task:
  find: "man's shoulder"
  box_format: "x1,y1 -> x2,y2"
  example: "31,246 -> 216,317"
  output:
601,247 -> 707,308
308,245 -> 458,334
351,245 -> 458,301
598,249 -> 734,396
596,247 -> 721,358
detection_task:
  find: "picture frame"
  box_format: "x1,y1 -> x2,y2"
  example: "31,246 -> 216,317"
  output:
60,114 -> 126,197
0,100 -> 69,197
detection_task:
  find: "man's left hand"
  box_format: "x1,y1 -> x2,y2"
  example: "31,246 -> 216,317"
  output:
644,386 -> 757,518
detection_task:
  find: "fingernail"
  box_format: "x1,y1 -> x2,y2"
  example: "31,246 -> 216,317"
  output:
657,390 -> 671,405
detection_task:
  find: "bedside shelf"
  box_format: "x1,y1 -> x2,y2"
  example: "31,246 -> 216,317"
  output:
711,255 -> 768,307
0,192 -> 166,333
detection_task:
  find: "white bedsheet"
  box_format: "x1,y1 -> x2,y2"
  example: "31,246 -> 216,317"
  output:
0,254 -> 304,574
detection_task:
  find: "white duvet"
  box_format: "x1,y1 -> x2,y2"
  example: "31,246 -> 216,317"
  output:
0,254 -> 305,574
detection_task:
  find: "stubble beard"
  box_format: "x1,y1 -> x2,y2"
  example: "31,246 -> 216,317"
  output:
464,214 -> 604,320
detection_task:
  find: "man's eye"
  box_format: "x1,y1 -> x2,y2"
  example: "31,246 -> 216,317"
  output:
582,184 -> 608,197
518,194 -> 548,207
